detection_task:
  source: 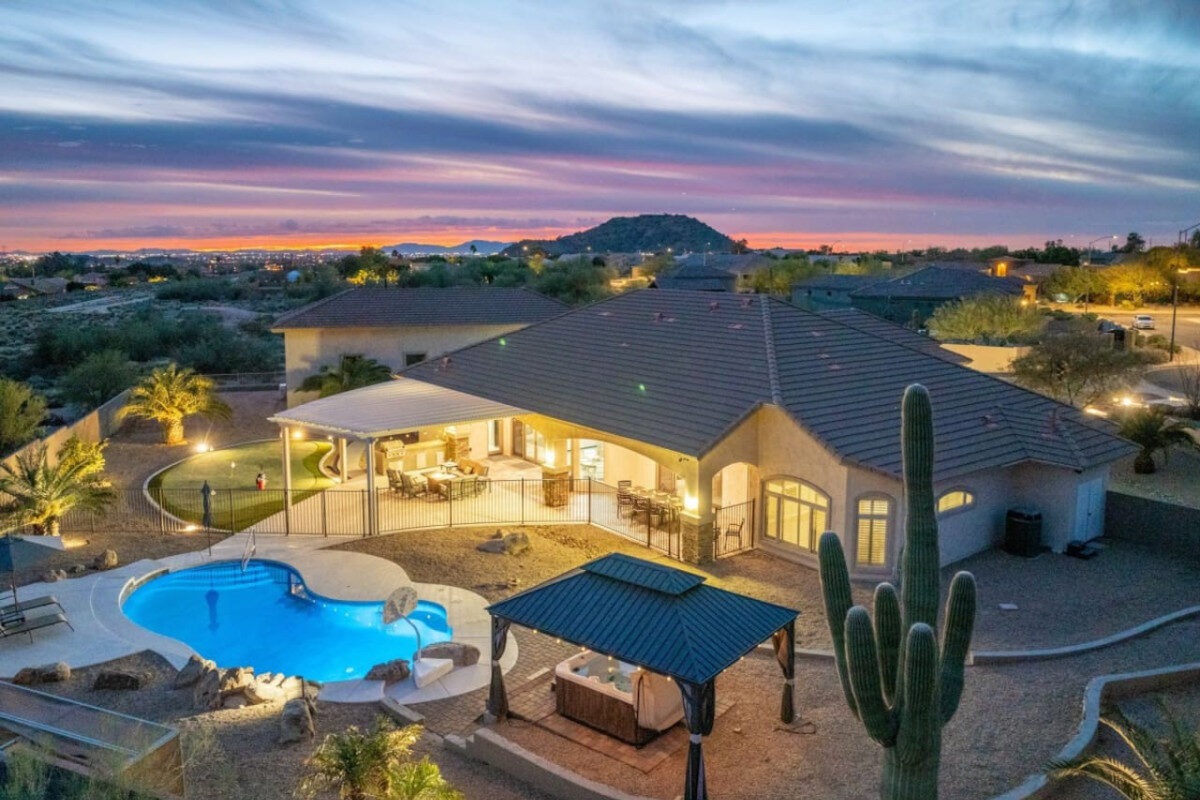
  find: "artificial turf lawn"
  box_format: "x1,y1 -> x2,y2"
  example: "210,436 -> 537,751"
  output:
147,439 -> 335,531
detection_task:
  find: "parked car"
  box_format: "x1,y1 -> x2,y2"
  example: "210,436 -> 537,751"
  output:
1132,314 -> 1155,330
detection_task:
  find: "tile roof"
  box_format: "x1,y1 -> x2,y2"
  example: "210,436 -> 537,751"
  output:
488,553 -> 797,685
652,262 -> 736,291
815,308 -> 969,364
271,286 -> 569,330
403,290 -> 1134,481
793,274 -> 883,292
850,266 -> 1027,300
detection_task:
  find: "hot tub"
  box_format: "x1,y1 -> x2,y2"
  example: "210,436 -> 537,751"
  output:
554,650 -> 683,745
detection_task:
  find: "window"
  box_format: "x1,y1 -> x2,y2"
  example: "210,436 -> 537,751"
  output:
855,495 -> 892,566
937,489 -> 976,516
487,419 -> 502,455
404,352 -> 427,367
763,478 -> 829,553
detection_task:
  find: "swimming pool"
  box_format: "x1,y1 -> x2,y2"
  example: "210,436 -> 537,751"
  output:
122,560 -> 452,683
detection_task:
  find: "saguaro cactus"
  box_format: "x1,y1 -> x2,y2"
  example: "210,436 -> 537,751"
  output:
819,384 -> 977,800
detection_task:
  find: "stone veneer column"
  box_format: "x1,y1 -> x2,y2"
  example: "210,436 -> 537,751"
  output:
679,513 -> 715,565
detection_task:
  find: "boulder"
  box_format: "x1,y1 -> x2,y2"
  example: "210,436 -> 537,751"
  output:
92,549 -> 118,571
243,680 -> 284,705
193,667 -> 222,711
222,694 -> 249,710
173,655 -> 215,689
41,570 -> 62,583
279,697 -> 315,744
67,564 -> 87,575
93,669 -> 147,690
218,667 -> 254,693
418,642 -> 480,667
365,658 -> 411,684
256,672 -> 274,685
12,662 -> 71,686
476,539 -> 507,554
502,531 -> 531,556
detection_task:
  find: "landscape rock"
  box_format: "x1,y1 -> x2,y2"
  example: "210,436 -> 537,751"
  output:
365,658 -> 411,684
12,662 -> 71,686
279,697 -> 315,744
222,693 -> 249,710
93,669 -> 148,690
418,642 -> 480,667
218,666 -> 254,693
91,549 -> 118,571
243,680 -> 284,705
173,655 -> 215,689
41,570 -> 63,583
476,539 -> 507,554
502,531 -> 531,556
67,564 -> 87,575
193,667 -> 222,711
256,672 -> 274,685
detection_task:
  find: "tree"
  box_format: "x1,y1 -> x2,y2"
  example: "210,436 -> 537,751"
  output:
927,295 -> 1045,344
731,238 -> 750,254
1043,266 -> 1106,306
1049,707 -> 1200,799
1175,345 -> 1200,419
1122,231 -> 1146,254
300,354 -> 393,398
60,350 -> 139,410
1118,407 -> 1197,474
1102,262 -> 1171,305
299,720 -> 461,800
0,436 -> 114,536
1011,334 -> 1156,406
0,379 -> 47,456
1039,239 -> 1080,266
118,364 -> 232,445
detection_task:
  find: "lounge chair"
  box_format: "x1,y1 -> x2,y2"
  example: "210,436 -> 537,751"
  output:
399,472 -> 428,499
0,611 -> 73,643
0,595 -> 63,621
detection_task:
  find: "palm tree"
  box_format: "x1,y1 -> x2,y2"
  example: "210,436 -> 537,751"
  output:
300,355 -> 393,398
0,437 -> 114,536
118,364 -> 231,445
1049,708 -> 1200,799
299,720 -> 460,800
1118,407 -> 1197,474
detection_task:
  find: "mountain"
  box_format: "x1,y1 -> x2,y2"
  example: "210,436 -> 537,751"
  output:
382,240 -> 510,256
501,214 -> 734,257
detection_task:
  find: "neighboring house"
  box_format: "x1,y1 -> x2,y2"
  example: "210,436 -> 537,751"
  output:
848,266 -> 1031,325
273,290 -> 1133,576
673,253 -> 776,290
650,262 -> 737,292
74,272 -> 109,289
7,277 -> 68,296
271,286 -> 568,406
791,274 -> 883,311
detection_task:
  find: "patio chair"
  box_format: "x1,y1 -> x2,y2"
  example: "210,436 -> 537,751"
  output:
439,477 -> 467,501
722,519 -> 745,549
617,481 -> 634,517
399,471 -> 428,499
0,611 -> 73,643
386,468 -> 405,494
0,595 -> 63,621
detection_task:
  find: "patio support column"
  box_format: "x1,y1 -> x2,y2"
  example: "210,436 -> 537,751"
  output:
337,437 -> 349,482
364,437 -> 378,536
680,461 -> 715,565
679,679 -> 716,800
281,426 -> 294,534
772,618 -> 796,723
486,616 -> 512,720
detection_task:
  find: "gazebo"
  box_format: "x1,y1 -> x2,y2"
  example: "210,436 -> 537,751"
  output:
486,553 -> 799,800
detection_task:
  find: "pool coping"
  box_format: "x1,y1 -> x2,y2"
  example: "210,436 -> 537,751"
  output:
0,532 -> 517,706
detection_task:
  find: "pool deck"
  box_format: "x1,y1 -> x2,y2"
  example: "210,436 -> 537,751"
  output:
0,532 -> 516,705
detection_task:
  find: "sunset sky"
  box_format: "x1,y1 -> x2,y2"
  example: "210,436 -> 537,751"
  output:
2,1 -> 1197,253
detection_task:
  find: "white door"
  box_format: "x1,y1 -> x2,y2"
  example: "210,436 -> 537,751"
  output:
1073,478 -> 1105,542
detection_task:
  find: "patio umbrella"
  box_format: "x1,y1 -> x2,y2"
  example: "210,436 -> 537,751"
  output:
382,586 -> 422,662
200,481 -> 214,529
0,534 -> 59,606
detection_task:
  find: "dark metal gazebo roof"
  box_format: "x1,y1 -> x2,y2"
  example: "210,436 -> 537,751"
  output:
487,553 -> 797,685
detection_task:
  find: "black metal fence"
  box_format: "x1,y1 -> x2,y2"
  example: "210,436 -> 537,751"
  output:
713,499 -> 755,559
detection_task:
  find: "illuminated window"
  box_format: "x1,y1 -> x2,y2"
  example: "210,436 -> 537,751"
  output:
937,489 -> 976,515
856,495 -> 892,566
763,477 -> 828,552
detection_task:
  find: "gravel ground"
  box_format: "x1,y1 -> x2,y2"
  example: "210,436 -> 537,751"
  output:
1109,448 -> 1200,510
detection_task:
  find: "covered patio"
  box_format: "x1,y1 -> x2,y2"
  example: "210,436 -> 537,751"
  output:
485,553 -> 799,800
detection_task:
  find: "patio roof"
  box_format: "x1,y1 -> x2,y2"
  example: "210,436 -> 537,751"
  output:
487,553 -> 797,685
267,378 -> 526,439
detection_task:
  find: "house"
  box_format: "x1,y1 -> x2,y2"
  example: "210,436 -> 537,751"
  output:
649,262 -> 737,292
272,290 -> 1133,576
791,274 -> 883,311
7,277 -> 68,296
673,253 -> 776,290
847,266 -> 1031,325
271,286 -> 568,406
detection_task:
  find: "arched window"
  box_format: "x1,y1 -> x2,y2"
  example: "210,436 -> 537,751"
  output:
937,489 -> 976,516
763,477 -> 829,553
856,495 -> 893,566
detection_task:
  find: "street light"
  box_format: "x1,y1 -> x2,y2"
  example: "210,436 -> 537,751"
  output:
1085,235 -> 1118,266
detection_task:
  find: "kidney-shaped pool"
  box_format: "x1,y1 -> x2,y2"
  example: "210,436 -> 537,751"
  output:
122,560 -> 452,683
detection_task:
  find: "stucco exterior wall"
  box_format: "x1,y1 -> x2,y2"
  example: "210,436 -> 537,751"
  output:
938,343 -> 1029,374
1009,463 -> 1110,553
283,323 -> 524,406
933,468 -> 1012,565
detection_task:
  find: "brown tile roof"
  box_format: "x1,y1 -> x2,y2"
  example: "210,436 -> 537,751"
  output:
271,286 -> 568,330
403,290 -> 1133,481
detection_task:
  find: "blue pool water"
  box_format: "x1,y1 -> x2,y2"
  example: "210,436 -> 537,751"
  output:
122,560 -> 452,683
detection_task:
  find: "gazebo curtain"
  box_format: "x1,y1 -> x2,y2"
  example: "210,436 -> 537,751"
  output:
487,616 -> 511,719
771,619 -> 796,723
678,679 -> 716,800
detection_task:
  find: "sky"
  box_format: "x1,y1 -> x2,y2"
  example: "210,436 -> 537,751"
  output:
1,0 -> 1198,253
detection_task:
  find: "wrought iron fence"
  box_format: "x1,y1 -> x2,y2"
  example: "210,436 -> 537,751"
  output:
713,499 -> 755,559
54,477 -> 697,563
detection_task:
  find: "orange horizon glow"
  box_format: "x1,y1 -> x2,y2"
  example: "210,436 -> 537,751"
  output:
7,228 -> 1051,255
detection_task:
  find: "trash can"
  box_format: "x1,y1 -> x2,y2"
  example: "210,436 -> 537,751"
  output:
1004,508 -> 1042,558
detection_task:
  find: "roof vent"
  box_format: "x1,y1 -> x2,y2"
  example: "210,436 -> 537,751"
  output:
708,301 -> 720,312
